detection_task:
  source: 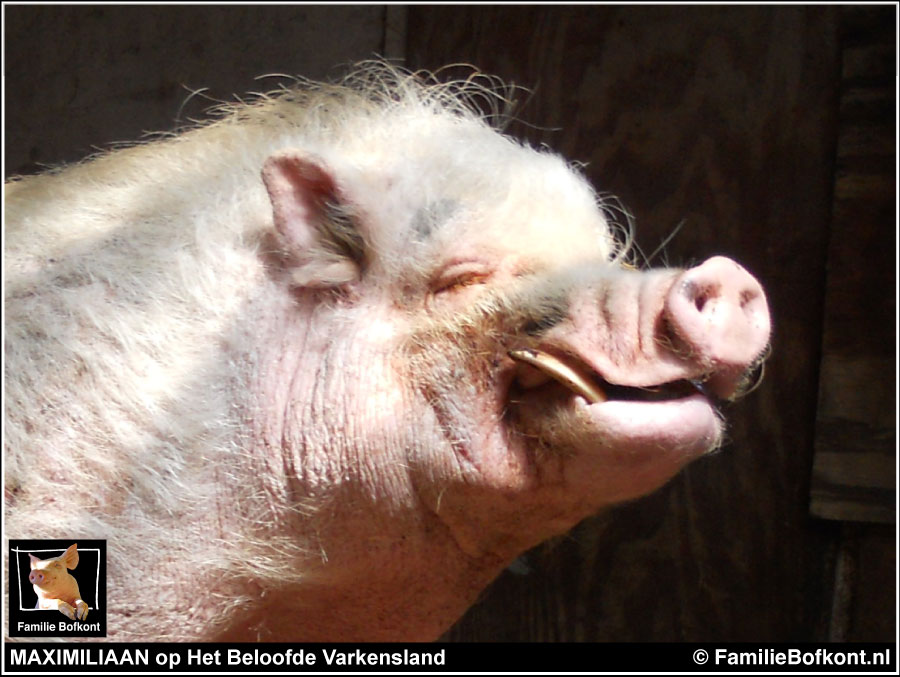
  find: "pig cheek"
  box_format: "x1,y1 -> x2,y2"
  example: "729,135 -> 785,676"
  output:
401,324 -> 524,488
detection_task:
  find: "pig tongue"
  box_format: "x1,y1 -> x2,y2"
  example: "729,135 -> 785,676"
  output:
508,349 -> 607,404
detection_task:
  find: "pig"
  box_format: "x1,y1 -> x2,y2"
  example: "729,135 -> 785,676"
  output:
28,544 -> 90,621
3,62 -> 770,642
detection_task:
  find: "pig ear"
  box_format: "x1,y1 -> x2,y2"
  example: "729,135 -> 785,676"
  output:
28,554 -> 39,569
62,543 -> 79,569
261,151 -> 365,289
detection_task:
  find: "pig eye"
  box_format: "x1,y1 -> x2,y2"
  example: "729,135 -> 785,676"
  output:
432,269 -> 491,296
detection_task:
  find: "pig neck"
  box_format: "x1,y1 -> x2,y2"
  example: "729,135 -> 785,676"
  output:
233,293 -> 517,641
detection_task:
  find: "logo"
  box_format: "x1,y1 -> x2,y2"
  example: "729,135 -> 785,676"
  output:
8,539 -> 107,638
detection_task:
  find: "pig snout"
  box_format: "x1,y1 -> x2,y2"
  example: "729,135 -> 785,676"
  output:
665,256 -> 770,398
29,570 -> 45,586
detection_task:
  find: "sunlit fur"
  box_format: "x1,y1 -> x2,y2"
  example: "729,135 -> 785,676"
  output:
4,62 -> 632,640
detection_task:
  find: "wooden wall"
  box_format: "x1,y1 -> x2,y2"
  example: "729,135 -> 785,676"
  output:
810,6 -> 896,642
3,5 -> 394,175
810,5 -> 894,527
406,5 -> 895,642
4,4 -> 895,643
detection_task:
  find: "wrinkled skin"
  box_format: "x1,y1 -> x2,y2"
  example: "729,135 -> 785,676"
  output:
220,150 -> 770,640
4,66 -> 770,641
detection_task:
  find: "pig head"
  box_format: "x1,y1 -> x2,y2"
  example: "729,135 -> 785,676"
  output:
4,64 -> 770,641
28,544 -> 89,621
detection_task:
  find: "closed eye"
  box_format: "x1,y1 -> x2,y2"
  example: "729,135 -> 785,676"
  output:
431,261 -> 493,296
434,272 -> 491,295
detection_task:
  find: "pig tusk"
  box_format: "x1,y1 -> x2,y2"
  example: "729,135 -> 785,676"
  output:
508,349 -> 607,404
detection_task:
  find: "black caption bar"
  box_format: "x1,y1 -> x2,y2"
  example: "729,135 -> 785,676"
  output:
3,642 -> 896,673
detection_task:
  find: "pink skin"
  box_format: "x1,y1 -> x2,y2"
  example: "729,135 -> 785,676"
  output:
212,152 -> 771,641
547,255 -> 770,464
408,258 -> 769,567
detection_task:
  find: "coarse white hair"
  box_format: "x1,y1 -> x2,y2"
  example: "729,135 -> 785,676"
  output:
4,61 -> 627,640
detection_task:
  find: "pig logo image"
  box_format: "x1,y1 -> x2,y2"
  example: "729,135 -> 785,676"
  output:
4,62 -> 770,641
28,544 -> 90,621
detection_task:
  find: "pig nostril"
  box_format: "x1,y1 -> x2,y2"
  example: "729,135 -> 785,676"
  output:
684,280 -> 716,314
693,290 -> 709,313
739,288 -> 758,309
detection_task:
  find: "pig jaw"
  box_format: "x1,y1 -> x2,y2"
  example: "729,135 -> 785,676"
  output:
400,259 -> 768,566
240,253 -> 768,640
232,293 -> 504,641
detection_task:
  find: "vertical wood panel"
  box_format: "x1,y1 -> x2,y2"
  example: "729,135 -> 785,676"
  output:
811,6 -> 897,645
409,5 -> 847,641
809,5 -> 895,525
3,5 -> 387,176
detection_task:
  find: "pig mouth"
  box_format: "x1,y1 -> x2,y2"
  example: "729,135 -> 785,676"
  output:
508,348 -> 715,406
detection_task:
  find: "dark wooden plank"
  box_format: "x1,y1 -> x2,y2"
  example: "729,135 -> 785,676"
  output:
850,524 -> 897,642
809,5 -> 895,524
828,523 -> 897,642
3,5 -> 387,176
409,4 -> 845,642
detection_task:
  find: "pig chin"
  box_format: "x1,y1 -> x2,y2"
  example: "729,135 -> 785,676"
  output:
506,376 -> 723,501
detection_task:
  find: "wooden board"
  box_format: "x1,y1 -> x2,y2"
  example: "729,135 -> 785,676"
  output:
409,4 -> 850,641
809,6 -> 896,525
